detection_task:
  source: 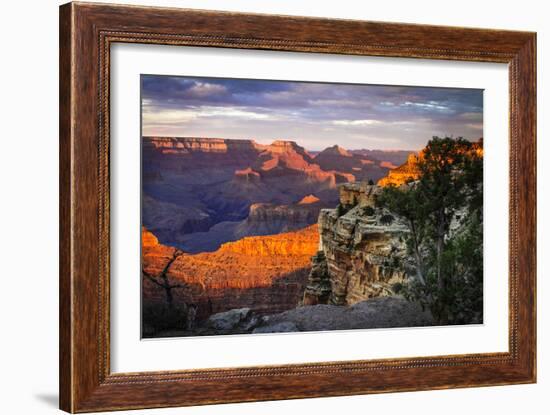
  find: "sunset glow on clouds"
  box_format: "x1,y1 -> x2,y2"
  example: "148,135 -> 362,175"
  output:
141,75 -> 483,151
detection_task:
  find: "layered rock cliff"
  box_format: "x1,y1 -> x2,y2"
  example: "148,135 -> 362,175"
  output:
314,144 -> 401,183
377,152 -> 422,186
303,183 -> 411,306
237,200 -> 322,236
142,224 -> 318,333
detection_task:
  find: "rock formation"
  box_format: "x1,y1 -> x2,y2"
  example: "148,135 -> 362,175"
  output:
351,149 -> 412,168
302,251 -> 331,305
257,297 -> 434,333
314,144 -> 399,183
377,152 -> 422,186
183,296 -> 434,336
303,182 -> 411,306
237,201 -> 322,236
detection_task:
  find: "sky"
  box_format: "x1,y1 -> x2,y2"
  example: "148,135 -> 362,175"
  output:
141,75 -> 483,151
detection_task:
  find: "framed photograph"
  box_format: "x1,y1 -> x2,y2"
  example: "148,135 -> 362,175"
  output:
59,2 -> 536,412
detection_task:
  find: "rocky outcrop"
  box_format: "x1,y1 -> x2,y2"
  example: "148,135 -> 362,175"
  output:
303,182 -> 411,306
257,296 -> 433,332
314,145 -> 396,183
215,225 -> 318,257
234,167 -> 261,183
161,296 -> 433,336
143,136 -> 264,155
237,201 -> 322,236
351,149 -> 412,168
302,252 -> 331,305
176,197 -> 327,253
298,194 -> 320,204
377,152 -> 422,186
253,321 -> 299,334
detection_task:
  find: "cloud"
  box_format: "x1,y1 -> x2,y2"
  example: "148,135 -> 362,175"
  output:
142,109 -> 197,125
141,75 -> 483,150
332,119 -> 383,126
197,106 -> 275,120
400,101 -> 452,112
187,82 -> 227,97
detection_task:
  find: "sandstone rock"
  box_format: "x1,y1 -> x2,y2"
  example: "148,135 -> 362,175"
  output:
305,183 -> 410,306
142,227 -> 159,247
217,224 -> 319,257
234,167 -> 261,183
237,202 -> 322,236
298,194 -> 321,205
142,225 -> 318,324
302,251 -> 331,305
377,152 -> 422,186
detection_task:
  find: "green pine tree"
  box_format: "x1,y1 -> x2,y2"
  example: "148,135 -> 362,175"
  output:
376,136 -> 483,324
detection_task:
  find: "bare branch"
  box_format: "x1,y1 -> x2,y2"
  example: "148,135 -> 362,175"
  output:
142,270 -> 166,288
159,248 -> 184,277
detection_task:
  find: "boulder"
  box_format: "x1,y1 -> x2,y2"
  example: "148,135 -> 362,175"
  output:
206,308 -> 252,331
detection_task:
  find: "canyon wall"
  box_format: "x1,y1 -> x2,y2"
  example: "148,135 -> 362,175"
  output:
377,152 -> 422,187
142,225 -> 318,332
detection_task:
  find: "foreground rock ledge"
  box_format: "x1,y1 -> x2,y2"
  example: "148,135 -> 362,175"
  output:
258,296 -> 434,333
153,296 -> 434,337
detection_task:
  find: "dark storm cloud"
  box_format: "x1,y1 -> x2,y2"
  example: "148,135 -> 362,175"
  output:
141,75 -> 483,150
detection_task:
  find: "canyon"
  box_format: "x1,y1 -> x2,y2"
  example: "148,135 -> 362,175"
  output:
141,136 -> 424,336
142,136 -> 411,253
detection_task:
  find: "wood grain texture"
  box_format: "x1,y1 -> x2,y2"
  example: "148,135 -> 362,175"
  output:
59,2 -> 537,412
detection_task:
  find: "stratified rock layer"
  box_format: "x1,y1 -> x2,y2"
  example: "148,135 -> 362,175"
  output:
304,182 -> 411,306
377,152 -> 422,186
142,225 -> 319,325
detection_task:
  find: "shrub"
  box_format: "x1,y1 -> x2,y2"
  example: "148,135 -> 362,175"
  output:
362,206 -> 375,216
336,203 -> 348,217
380,214 -> 395,225
392,282 -> 404,294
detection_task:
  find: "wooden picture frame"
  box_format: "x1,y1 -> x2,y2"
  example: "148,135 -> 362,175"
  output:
59,2 -> 536,412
